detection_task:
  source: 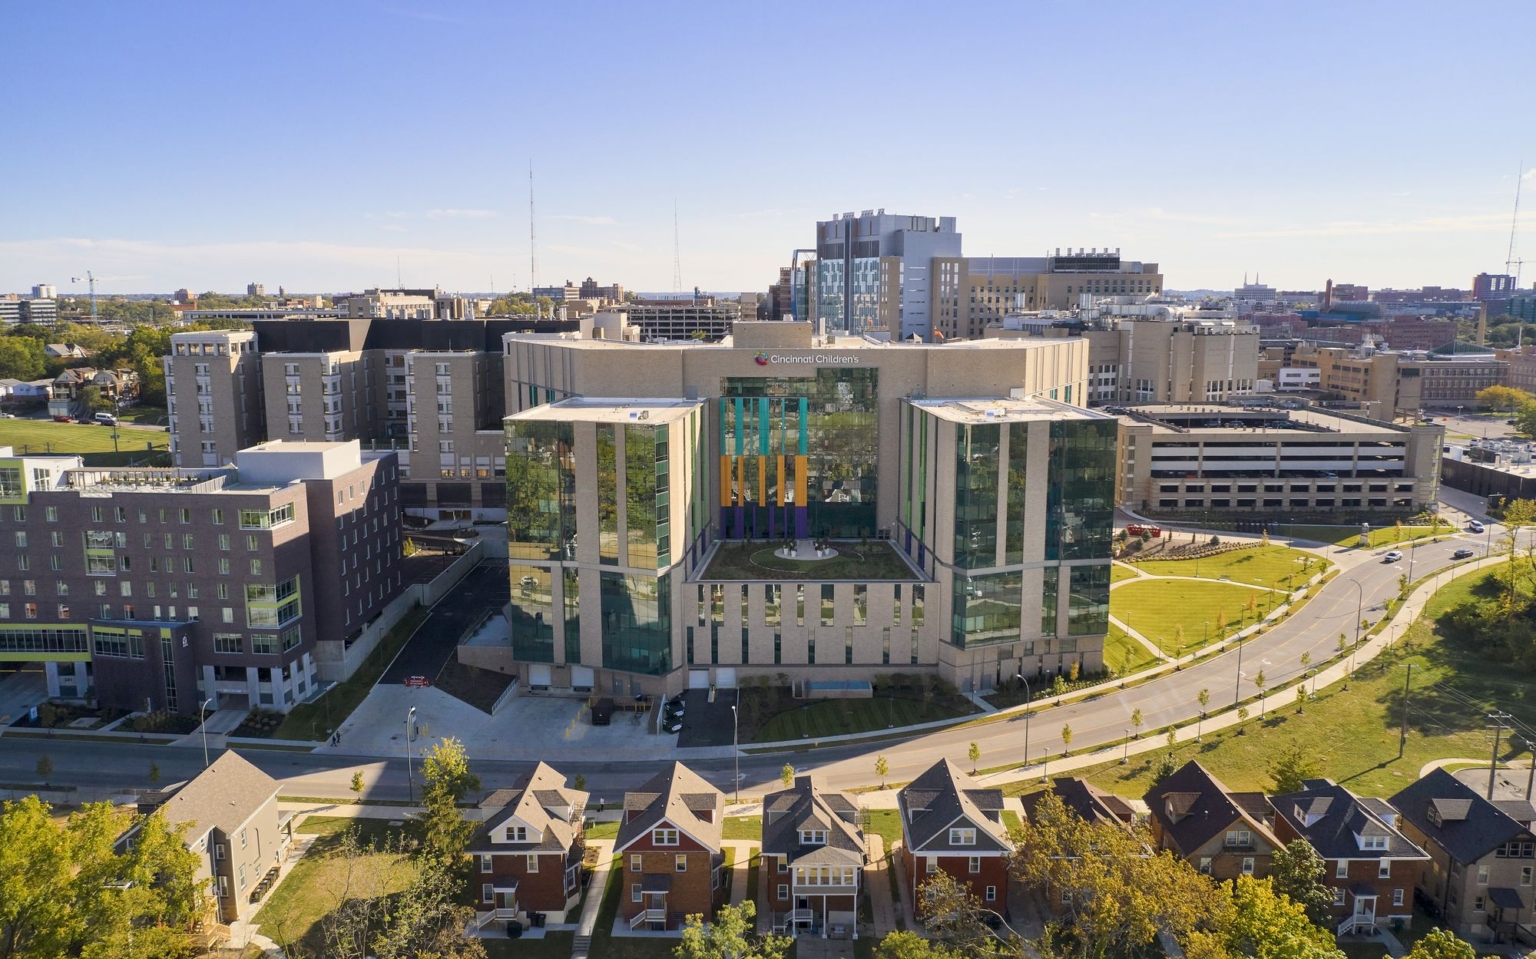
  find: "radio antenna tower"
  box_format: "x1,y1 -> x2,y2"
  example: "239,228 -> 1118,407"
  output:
1507,161 -> 1525,289
529,162 -> 539,315
672,200 -> 682,293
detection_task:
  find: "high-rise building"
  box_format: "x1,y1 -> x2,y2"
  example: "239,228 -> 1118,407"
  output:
31,283 -> 56,299
486,322 -> 1110,697
577,277 -> 624,302
0,440 -> 404,715
932,252 -> 1162,340
598,297 -> 742,342
340,287 -> 470,320
533,282 -> 582,302
247,283 -> 266,297
813,210 -> 962,339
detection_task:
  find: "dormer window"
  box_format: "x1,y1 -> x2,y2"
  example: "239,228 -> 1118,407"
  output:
506,826 -> 528,842
1359,834 -> 1388,851
1427,805 -> 1443,828
800,829 -> 827,846
1224,829 -> 1252,848
654,828 -> 679,846
950,828 -> 977,846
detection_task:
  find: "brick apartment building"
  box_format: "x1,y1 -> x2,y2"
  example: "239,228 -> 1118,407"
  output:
0,439 -> 403,715
1145,761 -> 1284,881
469,762 -> 589,929
898,760 -> 1012,916
762,775 -> 866,939
614,763 -> 727,931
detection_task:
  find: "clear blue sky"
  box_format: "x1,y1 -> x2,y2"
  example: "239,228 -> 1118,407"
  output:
4,1 -> 1534,296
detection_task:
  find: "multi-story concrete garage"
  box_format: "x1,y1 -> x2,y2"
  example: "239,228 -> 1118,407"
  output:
482,322 -> 1115,697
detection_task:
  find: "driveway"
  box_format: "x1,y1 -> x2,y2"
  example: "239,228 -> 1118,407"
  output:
0,666 -> 47,725
380,563 -> 509,684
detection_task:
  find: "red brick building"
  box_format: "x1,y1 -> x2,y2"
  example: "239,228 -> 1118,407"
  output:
898,760 -> 1012,919
614,763 -> 726,932
1270,779 -> 1429,934
1144,761 -> 1283,881
761,775 -> 866,940
468,762 -> 589,931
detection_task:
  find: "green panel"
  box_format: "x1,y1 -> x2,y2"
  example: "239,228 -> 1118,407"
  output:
0,652 -> 89,663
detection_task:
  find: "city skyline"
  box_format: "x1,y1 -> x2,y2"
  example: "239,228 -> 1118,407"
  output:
4,1 -> 1534,296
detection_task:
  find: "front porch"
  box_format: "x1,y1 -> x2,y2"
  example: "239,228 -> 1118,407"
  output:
771,893 -> 857,940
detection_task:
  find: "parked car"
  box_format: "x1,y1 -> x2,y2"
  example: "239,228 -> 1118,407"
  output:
1468,521 -> 1486,533
1452,547 -> 1475,559
1383,550 -> 1404,563
94,412 -> 118,426
662,718 -> 682,734
53,414 -> 72,423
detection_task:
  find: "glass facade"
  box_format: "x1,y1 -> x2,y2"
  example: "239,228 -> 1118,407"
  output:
815,257 -> 884,334
563,568 -> 581,664
505,421 -> 574,561
953,422 -> 1000,569
1068,565 -> 1110,636
624,424 -> 661,568
600,572 -> 671,675
1041,567 -> 1059,636
510,564 -> 554,663
1004,423 -> 1029,564
721,369 -> 878,538
1046,420 -> 1116,561
951,569 -> 1022,648
597,425 -> 619,565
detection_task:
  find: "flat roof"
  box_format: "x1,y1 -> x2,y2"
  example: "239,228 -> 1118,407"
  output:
908,397 -> 1111,424
506,397 -> 705,425
1126,405 -> 1412,435
506,333 -> 1078,353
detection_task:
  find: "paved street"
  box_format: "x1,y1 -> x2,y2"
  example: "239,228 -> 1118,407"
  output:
380,562 -> 509,683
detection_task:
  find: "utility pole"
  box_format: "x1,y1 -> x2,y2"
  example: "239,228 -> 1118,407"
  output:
1398,664 -> 1413,759
1488,711 -> 1514,800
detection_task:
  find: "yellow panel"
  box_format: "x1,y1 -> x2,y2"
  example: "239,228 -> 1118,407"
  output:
719,455 -> 731,505
775,455 -> 785,506
794,454 -> 807,505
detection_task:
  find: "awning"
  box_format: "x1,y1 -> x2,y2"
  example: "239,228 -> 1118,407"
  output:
641,874 -> 673,893
1346,882 -> 1378,898
1488,887 -> 1525,912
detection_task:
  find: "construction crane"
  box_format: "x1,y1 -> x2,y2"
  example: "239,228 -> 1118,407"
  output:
1508,162 -> 1526,290
67,271 -> 138,324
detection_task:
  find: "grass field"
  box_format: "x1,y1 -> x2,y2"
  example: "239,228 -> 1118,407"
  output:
863,809 -> 902,854
1112,578 -> 1278,653
704,540 -> 919,581
1281,525 -> 1443,548
0,418 -> 168,465
258,817 -> 415,954
1111,563 -> 1141,584
750,695 -> 971,743
1103,624 -> 1163,676
722,815 -> 761,841
1009,567 -> 1536,801
1131,545 -> 1328,590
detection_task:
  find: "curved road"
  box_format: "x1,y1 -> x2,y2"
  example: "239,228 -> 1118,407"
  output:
0,524 -> 1502,803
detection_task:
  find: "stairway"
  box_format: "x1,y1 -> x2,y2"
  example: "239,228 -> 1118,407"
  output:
571,933 -> 592,958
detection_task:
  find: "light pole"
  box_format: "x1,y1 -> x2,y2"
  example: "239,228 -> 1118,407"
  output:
730,704 -> 739,804
1232,632 -> 1245,708
1015,673 -> 1032,779
1122,729 -> 1130,764
199,697 -> 213,768
1347,577 -> 1364,686
405,706 -> 417,804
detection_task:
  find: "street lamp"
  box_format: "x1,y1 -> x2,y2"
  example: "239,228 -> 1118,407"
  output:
1232,632 -> 1245,708
1122,729 -> 1131,764
1015,673 -> 1033,779
730,704 -> 739,804
405,706 -> 417,804
199,697 -> 214,768
1346,578 -> 1364,688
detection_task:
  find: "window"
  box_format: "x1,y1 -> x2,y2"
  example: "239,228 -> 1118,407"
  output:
240,829 -> 247,848
507,825 -> 528,842
949,828 -> 977,846
1379,861 -> 1391,879
211,508 -> 224,525
1333,888 -> 1346,905
213,634 -> 242,654
777,884 -> 789,901
676,855 -> 687,872
653,828 -> 679,846
1225,829 -> 1251,847
1478,864 -> 1490,885
969,856 -> 981,874
1242,857 -> 1255,875
926,857 -> 938,875
479,854 -> 491,874
526,854 -> 538,872
1474,895 -> 1485,913
630,854 -> 641,872
631,884 -> 643,903
1522,866 -> 1533,886
482,883 -> 493,903
985,885 -> 997,902
1336,861 -> 1349,879
777,856 -> 787,873
1361,834 -> 1388,850
800,829 -> 827,846
1393,888 -> 1404,907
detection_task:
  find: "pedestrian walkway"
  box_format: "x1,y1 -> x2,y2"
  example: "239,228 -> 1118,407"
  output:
1106,615 -> 1171,662
725,841 -> 755,908
866,835 -> 897,936
889,840 -> 917,928
571,840 -> 613,959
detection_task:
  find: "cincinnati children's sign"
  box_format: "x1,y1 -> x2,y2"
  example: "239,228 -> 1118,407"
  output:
753,351 -> 862,366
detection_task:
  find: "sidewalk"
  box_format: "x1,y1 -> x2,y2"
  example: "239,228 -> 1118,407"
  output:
572,839 -> 613,959
866,835 -> 897,936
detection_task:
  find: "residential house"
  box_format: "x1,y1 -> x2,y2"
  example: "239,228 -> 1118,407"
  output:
120,751 -> 289,925
614,762 -> 727,932
1270,779 -> 1430,934
897,759 -> 1013,917
1024,777 -> 1139,826
45,343 -> 93,360
1144,760 -> 1283,881
468,762 -> 589,931
1390,768 -> 1535,942
762,774 -> 866,939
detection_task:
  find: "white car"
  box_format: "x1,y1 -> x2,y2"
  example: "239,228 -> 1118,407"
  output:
1383,550 -> 1403,563
1468,521 -> 1485,533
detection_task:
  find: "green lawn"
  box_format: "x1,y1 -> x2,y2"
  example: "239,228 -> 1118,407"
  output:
1111,563 -> 1140,584
1112,579 -> 1277,653
257,818 -> 415,954
585,819 -> 619,840
1280,524 -> 1444,548
1001,810 -> 1023,833
1007,568 -> 1536,800
0,418 -> 168,465
863,809 -> 903,855
586,861 -> 678,959
750,695 -> 971,743
1131,545 -> 1329,591
269,604 -> 429,741
1104,624 -> 1162,677
722,815 -> 761,841
703,540 -> 919,581
482,933 -> 575,959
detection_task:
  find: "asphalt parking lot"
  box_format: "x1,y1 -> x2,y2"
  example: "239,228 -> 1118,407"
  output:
674,688 -> 742,748
380,562 -> 510,684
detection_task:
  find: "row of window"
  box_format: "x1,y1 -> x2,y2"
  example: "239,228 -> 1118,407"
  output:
1158,498 -> 1410,510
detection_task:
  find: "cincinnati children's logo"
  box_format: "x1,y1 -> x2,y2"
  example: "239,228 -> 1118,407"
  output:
754,352 -> 770,366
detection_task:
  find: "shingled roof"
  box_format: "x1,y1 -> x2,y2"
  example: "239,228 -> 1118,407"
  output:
152,751 -> 279,845
469,761 -> 588,855
1271,779 -> 1427,863
898,759 -> 1011,855
615,762 -> 723,854
1143,760 -> 1282,856
762,775 -> 865,868
1389,768 -> 1532,865
1023,777 -> 1137,826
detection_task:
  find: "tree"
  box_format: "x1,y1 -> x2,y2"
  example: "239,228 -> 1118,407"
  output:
1197,688 -> 1211,741
0,338 -> 45,381
1270,840 -> 1334,926
373,856 -> 486,959
350,771 -> 364,796
78,385 -> 114,413
1476,385 -> 1533,412
676,901 -> 790,959
967,741 -> 981,774
780,764 -> 794,789
147,762 -> 160,785
0,795 -> 77,958
34,755 -> 52,781
573,773 -> 587,791
915,872 -> 995,954
1515,399 -> 1536,438
876,930 -> 961,958
1052,674 -> 1067,698
413,738 -> 480,865
1295,686 -> 1307,713
1151,751 -> 1179,785
1405,928 -> 1476,959
1131,708 -> 1144,738
875,754 -> 890,789
1268,743 -> 1322,794
73,807 -> 207,959
1224,875 -> 1344,959
1060,724 -> 1073,754
1165,726 -> 1178,748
